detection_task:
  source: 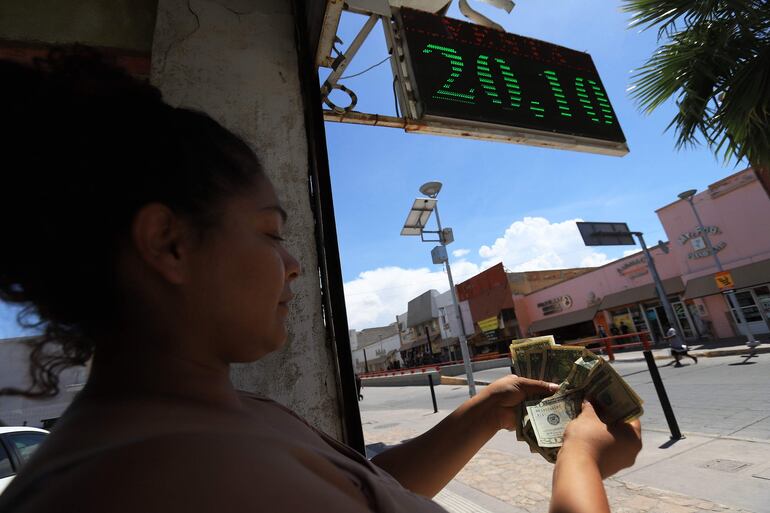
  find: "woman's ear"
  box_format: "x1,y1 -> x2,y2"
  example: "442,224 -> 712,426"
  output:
130,203 -> 192,285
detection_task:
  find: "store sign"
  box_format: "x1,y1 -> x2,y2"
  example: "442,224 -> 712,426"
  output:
537,295 -> 573,316
714,271 -> 735,291
478,316 -> 500,332
616,256 -> 648,279
679,226 -> 727,260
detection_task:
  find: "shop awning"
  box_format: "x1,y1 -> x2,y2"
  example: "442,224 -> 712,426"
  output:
599,277 -> 685,311
684,259 -> 770,299
529,306 -> 598,334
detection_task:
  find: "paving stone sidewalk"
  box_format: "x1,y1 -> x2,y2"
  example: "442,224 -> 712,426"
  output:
363,418 -> 751,513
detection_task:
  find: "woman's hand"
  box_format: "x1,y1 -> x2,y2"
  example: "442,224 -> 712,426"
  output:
480,375 -> 560,432
561,401 -> 642,479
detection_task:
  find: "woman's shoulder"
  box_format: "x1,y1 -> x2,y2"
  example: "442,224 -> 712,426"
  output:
2,430 -> 372,513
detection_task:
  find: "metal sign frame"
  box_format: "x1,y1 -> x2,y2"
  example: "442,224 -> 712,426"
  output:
577,221 -> 636,246
319,3 -> 630,157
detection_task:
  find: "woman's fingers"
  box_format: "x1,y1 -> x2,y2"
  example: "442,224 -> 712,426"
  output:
515,377 -> 560,397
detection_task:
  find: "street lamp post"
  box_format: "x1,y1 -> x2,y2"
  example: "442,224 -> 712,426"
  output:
577,221 -> 682,440
633,231 -> 687,351
678,190 -> 759,348
401,182 -> 477,397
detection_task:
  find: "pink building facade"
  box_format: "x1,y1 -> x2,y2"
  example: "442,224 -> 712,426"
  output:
515,168 -> 770,343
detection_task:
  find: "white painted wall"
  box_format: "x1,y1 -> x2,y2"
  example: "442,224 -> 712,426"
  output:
151,0 -> 341,438
351,333 -> 402,373
0,338 -> 88,428
435,290 -> 474,339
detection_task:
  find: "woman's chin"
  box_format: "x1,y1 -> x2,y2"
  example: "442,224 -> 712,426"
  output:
230,331 -> 288,363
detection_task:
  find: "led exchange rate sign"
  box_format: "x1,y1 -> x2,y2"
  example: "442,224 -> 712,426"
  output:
394,8 -> 628,155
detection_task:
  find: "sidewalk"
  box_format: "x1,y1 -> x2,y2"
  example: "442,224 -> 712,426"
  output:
611,337 -> 770,363
361,393 -> 770,513
446,340 -> 770,386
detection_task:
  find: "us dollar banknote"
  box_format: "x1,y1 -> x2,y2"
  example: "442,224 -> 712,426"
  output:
525,388 -> 582,448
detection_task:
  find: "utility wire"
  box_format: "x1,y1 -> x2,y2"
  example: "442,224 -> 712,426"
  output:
340,56 -> 391,79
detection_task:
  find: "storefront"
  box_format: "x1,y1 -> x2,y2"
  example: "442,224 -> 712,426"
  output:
518,168 -> 770,343
457,264 -> 521,353
683,259 -> 770,337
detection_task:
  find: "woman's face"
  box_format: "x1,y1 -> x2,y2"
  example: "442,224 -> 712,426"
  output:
186,175 -> 300,362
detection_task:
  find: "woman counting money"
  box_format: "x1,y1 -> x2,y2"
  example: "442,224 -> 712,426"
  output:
0,49 -> 641,513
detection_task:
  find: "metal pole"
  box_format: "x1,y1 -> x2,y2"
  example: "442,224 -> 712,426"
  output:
428,374 -> 438,413
363,347 -> 369,374
634,233 -> 686,350
643,350 -> 682,440
434,204 -> 477,397
684,198 -> 758,347
634,232 -> 683,440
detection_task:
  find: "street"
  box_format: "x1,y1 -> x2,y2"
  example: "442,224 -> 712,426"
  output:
359,354 -> 770,513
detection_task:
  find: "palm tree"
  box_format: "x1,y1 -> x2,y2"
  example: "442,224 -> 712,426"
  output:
623,0 -> 770,194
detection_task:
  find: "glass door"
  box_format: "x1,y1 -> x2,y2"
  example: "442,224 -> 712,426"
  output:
672,301 -> 696,339
726,290 -> 769,335
754,286 -> 770,329
645,307 -> 664,341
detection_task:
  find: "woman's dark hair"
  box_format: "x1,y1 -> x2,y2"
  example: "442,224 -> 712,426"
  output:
0,46 -> 262,398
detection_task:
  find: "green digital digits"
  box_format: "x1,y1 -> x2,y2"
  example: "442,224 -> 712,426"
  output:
575,77 -> 614,124
421,42 -> 617,128
494,58 -> 522,108
476,55 -> 502,104
423,44 -> 475,104
544,70 -> 571,118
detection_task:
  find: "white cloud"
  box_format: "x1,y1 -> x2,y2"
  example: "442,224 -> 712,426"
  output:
343,261 -> 481,330
345,217 -> 616,330
623,249 -> 641,257
478,217 -> 610,271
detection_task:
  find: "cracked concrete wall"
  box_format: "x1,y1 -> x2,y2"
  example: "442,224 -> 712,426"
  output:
0,0 -> 157,52
151,0 -> 343,439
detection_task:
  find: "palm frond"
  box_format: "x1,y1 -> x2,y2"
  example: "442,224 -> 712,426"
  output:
624,0 -> 770,167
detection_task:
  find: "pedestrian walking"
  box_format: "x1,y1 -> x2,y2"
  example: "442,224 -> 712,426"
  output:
665,327 -> 698,367
356,374 -> 363,401
0,48 -> 642,513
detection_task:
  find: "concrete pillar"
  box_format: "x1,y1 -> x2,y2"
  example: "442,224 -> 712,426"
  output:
151,0 -> 342,438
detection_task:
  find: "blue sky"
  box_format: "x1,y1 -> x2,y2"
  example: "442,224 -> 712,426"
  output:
325,0 -> 744,329
0,1 -> 744,339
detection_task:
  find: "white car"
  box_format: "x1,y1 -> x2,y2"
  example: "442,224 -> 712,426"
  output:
0,427 -> 49,495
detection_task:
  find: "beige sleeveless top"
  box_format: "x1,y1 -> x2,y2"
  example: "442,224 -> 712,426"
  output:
0,391 -> 447,513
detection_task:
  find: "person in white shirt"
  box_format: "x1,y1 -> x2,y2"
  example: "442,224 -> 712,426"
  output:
665,327 -> 698,367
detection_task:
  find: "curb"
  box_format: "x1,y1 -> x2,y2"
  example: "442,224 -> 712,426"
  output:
441,376 -> 491,386
611,345 -> 770,363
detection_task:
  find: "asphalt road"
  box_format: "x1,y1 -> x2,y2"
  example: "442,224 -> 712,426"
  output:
359,354 -> 770,441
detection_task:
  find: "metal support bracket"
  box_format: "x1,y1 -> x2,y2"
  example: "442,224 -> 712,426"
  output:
320,14 -> 380,114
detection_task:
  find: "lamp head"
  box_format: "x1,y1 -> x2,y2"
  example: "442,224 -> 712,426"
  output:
419,181 -> 443,198
678,189 -> 697,201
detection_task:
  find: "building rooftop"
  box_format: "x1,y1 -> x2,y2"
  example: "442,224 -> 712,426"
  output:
356,323 -> 398,348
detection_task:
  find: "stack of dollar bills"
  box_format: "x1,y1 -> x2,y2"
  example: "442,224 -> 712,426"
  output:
509,335 -> 644,463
